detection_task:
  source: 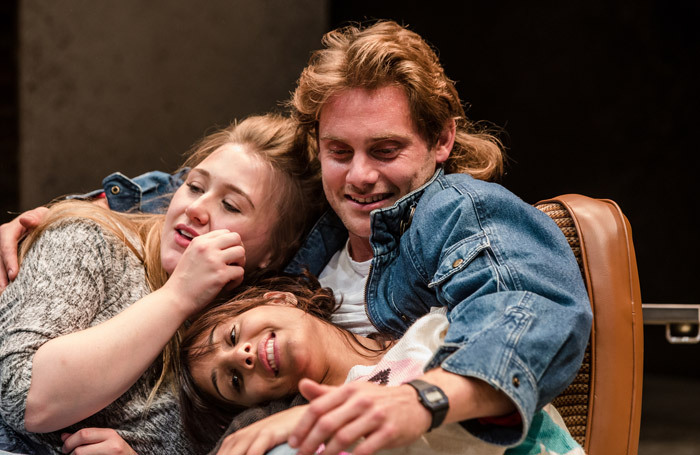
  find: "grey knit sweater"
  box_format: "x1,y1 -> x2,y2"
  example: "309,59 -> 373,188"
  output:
0,218 -> 202,454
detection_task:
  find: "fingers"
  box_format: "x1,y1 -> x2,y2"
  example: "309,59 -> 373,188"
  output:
291,382 -> 369,455
192,230 -> 247,267
61,428 -> 136,455
0,217 -> 27,289
298,378 -> 331,401
61,428 -> 108,452
0,206 -> 47,290
18,206 -> 49,230
216,428 -> 285,455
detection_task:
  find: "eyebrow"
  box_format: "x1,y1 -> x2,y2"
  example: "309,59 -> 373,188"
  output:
189,168 -> 256,209
318,133 -> 404,143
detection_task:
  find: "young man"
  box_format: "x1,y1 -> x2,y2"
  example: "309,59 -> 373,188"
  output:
274,21 -> 591,455
0,21 -> 590,455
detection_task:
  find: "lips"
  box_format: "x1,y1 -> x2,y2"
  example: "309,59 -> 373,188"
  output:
173,224 -> 199,248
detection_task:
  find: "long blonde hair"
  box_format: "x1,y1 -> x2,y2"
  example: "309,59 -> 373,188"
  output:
18,113 -> 322,403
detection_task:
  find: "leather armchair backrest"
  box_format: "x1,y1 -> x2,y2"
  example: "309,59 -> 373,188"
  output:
536,194 -> 644,455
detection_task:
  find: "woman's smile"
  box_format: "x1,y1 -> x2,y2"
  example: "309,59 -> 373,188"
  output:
258,332 -> 279,376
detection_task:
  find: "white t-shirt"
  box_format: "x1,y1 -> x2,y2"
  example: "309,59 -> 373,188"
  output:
318,240 -> 375,336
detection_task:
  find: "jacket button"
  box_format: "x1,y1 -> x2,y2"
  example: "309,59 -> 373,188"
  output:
512,376 -> 520,387
400,314 -> 407,321
452,258 -> 464,268
110,185 -> 121,195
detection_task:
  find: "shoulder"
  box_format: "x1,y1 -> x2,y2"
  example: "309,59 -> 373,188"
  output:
35,217 -> 123,250
24,216 -> 139,273
413,173 -> 552,234
419,173 -> 525,212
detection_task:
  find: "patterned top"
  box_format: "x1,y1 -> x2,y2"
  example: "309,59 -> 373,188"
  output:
344,310 -> 585,455
0,218 -> 200,455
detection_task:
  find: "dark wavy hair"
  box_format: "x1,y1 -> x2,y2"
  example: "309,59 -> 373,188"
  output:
177,273 -> 390,446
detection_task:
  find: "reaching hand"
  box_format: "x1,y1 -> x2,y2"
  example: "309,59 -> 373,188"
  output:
60,428 -> 137,455
0,206 -> 48,291
162,229 -> 246,314
216,405 -> 308,455
289,379 -> 431,455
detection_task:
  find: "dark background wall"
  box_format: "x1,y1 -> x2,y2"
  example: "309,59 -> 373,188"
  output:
0,1 -> 19,223
7,0 -> 327,212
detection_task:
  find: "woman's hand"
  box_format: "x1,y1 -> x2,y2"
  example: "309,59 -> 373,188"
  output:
0,206 -> 48,290
61,428 -> 137,455
163,229 -> 246,314
216,405 -> 308,455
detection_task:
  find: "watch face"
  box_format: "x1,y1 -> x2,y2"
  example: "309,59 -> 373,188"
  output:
425,389 -> 447,404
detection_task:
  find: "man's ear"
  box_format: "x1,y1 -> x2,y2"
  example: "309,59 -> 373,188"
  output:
263,291 -> 298,306
434,118 -> 456,164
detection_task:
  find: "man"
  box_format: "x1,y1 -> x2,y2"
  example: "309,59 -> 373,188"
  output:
0,21 -> 590,455
274,21 -> 591,455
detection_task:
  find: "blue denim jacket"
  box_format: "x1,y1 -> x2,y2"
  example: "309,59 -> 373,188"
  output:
286,170 -> 592,446
104,169 -> 591,446
78,169 -> 188,213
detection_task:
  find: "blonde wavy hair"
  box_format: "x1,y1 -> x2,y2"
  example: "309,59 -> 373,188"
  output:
18,113 -> 322,405
291,20 -> 505,181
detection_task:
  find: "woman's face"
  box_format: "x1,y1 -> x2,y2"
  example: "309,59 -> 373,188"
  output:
189,303 -> 329,407
160,143 -> 276,275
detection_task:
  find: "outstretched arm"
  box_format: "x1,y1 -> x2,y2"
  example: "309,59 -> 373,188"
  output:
24,229 -> 245,432
0,218 -> 245,434
0,169 -> 181,291
289,370 -> 513,455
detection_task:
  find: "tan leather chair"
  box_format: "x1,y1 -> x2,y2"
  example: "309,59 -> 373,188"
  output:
535,194 -> 643,455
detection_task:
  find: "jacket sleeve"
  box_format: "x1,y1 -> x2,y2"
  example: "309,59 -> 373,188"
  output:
404,183 -> 592,446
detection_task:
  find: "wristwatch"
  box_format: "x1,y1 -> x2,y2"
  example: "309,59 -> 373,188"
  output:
407,379 -> 450,431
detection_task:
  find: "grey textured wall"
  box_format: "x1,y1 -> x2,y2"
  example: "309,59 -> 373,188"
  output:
19,0 -> 327,208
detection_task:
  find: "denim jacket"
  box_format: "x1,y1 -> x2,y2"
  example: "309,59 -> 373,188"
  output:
286,170 -> 592,446
78,169 -> 188,213
103,168 -> 591,446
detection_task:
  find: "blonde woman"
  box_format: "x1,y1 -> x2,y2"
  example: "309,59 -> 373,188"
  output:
0,114 -> 321,455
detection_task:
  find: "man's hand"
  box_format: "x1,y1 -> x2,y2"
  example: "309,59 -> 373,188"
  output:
0,207 -> 48,290
216,405 -> 308,455
289,379 -> 431,455
60,428 -> 137,455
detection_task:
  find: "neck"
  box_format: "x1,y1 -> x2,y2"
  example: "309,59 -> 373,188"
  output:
348,233 -> 373,262
320,325 -> 389,386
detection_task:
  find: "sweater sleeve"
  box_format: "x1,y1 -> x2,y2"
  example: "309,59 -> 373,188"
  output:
0,219 -> 139,432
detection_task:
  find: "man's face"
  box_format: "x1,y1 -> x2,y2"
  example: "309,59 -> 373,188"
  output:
317,85 -> 451,256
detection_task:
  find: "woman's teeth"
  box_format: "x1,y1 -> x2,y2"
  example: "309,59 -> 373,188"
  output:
177,229 -> 193,239
266,337 -> 277,373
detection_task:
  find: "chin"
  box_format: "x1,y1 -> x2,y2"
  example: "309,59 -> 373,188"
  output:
161,253 -> 178,276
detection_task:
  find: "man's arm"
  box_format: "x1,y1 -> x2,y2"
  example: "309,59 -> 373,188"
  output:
0,169 -> 184,291
289,370 -> 513,455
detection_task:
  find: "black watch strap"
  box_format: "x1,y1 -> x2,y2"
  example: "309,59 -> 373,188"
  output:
407,379 -> 449,431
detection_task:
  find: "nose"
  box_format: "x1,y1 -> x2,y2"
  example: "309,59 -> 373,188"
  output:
185,197 -> 210,226
345,153 -> 379,189
232,342 -> 255,370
